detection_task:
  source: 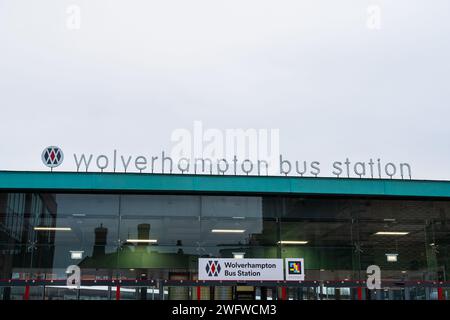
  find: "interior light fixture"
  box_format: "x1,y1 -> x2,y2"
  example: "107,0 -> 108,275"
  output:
385,253 -> 398,262
232,252 -> 245,259
277,240 -> 308,245
126,239 -> 158,243
211,229 -> 245,233
375,231 -> 408,236
34,227 -> 72,231
70,251 -> 84,260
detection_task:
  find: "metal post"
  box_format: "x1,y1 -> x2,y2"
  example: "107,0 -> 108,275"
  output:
116,286 -> 121,300
438,287 -> 444,300
197,286 -> 201,301
159,280 -> 164,300
357,287 -> 363,300
23,285 -> 30,300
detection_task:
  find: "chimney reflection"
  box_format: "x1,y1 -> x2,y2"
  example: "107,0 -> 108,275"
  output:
93,223 -> 107,257
137,223 -> 150,245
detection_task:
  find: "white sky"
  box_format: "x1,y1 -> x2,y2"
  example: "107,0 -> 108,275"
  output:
1,0 -> 450,179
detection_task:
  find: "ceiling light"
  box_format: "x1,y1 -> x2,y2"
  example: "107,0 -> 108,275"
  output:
375,231 -> 408,236
70,251 -> 84,259
126,239 -> 157,243
232,252 -> 245,259
211,229 -> 245,233
386,253 -> 398,262
34,227 -> 72,231
278,241 -> 308,245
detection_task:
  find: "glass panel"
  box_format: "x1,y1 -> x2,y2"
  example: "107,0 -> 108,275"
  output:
1,192 -> 449,300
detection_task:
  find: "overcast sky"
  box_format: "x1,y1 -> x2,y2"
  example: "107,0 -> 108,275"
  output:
1,0 -> 450,180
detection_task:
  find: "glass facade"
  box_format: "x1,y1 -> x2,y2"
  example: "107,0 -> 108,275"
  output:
1,192 -> 450,300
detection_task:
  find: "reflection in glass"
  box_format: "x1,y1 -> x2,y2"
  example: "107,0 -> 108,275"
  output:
1,192 -> 450,300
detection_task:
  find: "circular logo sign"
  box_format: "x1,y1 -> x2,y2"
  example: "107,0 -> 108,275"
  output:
42,146 -> 64,168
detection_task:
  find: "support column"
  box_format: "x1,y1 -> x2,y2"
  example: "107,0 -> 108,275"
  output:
116,286 -> 121,300
23,285 -> 30,300
357,287 -> 363,300
281,287 -> 287,300
438,287 -> 444,300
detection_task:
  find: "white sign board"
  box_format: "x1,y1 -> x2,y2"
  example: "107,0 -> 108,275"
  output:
198,258 -> 284,281
285,258 -> 305,281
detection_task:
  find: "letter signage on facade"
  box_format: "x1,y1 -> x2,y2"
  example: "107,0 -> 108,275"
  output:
41,146 -> 413,180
